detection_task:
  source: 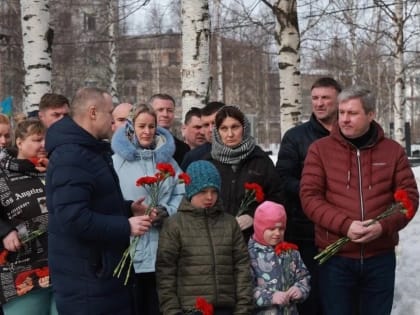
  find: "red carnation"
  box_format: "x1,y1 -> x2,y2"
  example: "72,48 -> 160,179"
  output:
275,241 -> 299,256
195,297 -> 213,315
394,189 -> 415,219
178,173 -> 191,185
136,176 -> 158,186
237,182 -> 265,216
0,249 -> 8,265
156,163 -> 175,177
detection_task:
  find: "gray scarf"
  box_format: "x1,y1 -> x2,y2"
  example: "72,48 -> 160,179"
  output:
211,114 -> 256,164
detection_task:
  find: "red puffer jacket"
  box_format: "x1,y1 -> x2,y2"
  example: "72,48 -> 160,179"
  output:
300,122 -> 419,259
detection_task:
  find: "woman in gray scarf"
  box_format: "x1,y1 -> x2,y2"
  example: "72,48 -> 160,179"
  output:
209,106 -> 284,241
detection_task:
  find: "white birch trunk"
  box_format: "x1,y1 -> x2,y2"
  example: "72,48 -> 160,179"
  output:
393,0 -> 405,146
108,0 -> 119,103
215,0 -> 224,102
181,0 -> 210,119
348,1 -> 358,84
20,0 -> 52,114
273,0 -> 301,138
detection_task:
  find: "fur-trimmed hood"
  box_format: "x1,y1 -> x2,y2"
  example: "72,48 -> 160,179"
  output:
111,124 -> 175,163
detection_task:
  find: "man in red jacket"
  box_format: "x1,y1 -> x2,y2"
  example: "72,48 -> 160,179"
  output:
300,85 -> 419,315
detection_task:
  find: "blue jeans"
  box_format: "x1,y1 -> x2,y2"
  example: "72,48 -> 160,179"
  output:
318,252 -> 395,315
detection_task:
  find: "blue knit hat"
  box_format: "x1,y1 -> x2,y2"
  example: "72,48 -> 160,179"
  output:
185,161 -> 221,200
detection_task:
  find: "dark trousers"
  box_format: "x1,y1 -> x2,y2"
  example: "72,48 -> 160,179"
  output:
293,241 -> 324,315
133,272 -> 161,315
318,252 -> 395,315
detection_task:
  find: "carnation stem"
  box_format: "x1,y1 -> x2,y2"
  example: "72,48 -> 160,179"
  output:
113,236 -> 139,279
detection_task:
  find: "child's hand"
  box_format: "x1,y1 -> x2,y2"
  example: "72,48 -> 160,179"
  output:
272,290 -> 289,305
287,286 -> 303,301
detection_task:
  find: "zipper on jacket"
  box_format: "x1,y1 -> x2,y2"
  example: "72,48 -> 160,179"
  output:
205,209 -> 219,304
356,149 -> 365,265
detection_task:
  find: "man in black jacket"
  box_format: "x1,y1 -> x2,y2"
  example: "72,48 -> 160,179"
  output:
276,77 -> 342,315
180,101 -> 225,171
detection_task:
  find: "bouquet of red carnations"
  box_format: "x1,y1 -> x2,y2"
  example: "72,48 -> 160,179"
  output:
314,189 -> 415,265
113,163 -> 190,285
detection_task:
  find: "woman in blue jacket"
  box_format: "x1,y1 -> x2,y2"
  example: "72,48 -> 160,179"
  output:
112,104 -> 184,315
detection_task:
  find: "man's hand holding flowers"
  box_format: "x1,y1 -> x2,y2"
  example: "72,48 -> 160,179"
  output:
347,219 -> 383,243
315,188 -> 416,265
128,215 -> 153,236
130,196 -> 148,216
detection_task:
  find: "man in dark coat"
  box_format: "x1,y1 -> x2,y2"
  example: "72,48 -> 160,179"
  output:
180,101 -> 225,171
46,87 -> 152,315
275,77 -> 342,315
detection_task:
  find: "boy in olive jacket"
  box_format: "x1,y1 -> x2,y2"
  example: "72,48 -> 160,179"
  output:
156,160 -> 253,315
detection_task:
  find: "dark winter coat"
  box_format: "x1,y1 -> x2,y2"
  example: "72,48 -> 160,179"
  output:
207,146 -> 284,240
45,116 -> 134,315
173,135 -> 190,166
180,142 -> 212,171
275,114 -> 330,243
156,198 -> 253,315
300,121 -> 419,259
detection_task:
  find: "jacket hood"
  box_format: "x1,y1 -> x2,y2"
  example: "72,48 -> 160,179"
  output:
111,124 -> 175,162
45,116 -> 110,154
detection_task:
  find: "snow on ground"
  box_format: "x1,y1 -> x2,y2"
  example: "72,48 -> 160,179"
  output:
392,166 -> 420,315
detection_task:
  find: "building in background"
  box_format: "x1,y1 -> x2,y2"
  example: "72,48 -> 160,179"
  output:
0,0 -> 281,144
1,1 -> 418,146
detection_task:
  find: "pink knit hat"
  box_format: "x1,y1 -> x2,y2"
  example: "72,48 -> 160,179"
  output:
253,201 -> 287,246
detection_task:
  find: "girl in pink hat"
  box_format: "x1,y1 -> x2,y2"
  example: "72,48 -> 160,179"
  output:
249,201 -> 311,315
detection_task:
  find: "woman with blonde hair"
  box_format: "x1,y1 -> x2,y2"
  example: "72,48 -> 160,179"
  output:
111,104 -> 184,315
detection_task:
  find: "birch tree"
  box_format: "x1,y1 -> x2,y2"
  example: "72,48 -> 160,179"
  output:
214,0 -> 224,102
108,0 -> 119,103
20,0 -> 52,114
181,0 -> 210,118
373,0 -> 406,145
261,0 -> 301,137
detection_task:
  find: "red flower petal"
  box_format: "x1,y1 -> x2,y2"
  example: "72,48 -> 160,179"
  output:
195,297 -> 213,315
156,163 -> 175,177
178,173 -> 191,185
136,176 -> 158,186
394,189 -> 415,219
275,241 -> 298,256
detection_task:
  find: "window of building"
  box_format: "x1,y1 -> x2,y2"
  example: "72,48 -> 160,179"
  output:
84,13 -> 96,31
168,52 -> 179,66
